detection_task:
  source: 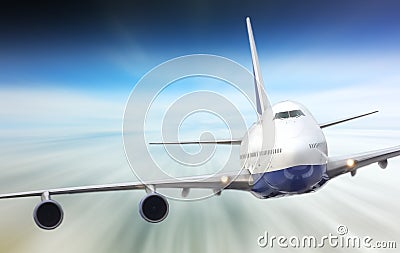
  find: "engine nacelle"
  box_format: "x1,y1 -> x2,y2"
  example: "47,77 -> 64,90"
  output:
378,159 -> 388,169
139,193 -> 169,223
33,200 -> 64,230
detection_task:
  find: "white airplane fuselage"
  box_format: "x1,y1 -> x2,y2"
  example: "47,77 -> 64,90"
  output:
240,100 -> 329,198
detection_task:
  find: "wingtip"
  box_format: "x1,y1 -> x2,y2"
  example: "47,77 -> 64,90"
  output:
368,110 -> 379,115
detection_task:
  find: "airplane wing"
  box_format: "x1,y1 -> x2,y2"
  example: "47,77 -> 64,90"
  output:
319,111 -> 378,128
0,172 -> 253,199
327,145 -> 400,178
0,171 -> 253,228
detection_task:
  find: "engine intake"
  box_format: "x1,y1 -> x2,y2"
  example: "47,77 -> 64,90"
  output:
139,193 -> 169,223
33,200 -> 64,230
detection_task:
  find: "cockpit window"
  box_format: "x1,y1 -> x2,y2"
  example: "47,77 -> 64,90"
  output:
274,111 -> 290,119
274,110 -> 305,120
289,110 -> 305,118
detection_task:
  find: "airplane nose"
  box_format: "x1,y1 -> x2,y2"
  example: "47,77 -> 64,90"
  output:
252,164 -> 327,194
270,164 -> 326,193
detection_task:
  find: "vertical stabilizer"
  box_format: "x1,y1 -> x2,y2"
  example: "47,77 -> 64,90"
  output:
246,17 -> 270,115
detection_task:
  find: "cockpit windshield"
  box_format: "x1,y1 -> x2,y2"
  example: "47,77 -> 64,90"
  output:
274,111 -> 290,119
274,110 -> 305,120
289,110 -> 305,118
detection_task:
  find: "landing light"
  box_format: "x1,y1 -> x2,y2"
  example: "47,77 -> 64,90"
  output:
346,159 -> 356,168
220,175 -> 230,184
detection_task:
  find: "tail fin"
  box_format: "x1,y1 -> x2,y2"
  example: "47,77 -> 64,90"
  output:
246,17 -> 270,115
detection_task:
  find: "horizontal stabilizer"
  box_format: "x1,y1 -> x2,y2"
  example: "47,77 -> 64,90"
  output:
149,140 -> 242,145
319,111 -> 378,128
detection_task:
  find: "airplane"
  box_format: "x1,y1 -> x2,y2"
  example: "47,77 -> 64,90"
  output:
1,17 -> 399,230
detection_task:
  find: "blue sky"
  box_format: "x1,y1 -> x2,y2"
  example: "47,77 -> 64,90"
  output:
0,0 -> 399,136
0,0 -> 399,94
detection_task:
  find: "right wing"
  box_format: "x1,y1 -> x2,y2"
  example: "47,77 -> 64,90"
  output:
0,172 -> 253,200
327,145 -> 400,178
0,170 -> 253,228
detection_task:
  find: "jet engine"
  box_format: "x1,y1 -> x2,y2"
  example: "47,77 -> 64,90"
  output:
139,193 -> 169,223
33,200 -> 64,230
378,159 -> 388,169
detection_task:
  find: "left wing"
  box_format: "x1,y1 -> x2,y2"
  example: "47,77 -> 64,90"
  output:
327,145 -> 400,178
0,172 -> 253,200
319,111 -> 378,128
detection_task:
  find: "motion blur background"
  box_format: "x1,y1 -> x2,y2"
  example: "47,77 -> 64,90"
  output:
0,0 -> 400,252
